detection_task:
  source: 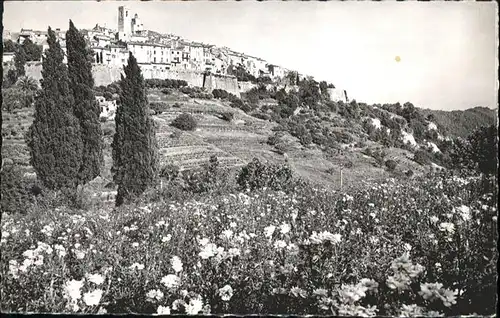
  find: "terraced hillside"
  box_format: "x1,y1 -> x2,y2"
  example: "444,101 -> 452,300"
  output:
147,89 -> 425,190
2,109 -> 35,175
2,88 -> 435,193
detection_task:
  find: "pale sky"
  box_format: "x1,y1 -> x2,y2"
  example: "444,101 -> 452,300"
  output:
3,1 -> 498,110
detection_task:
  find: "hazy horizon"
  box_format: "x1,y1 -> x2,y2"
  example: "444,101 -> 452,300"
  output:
3,1 -> 498,111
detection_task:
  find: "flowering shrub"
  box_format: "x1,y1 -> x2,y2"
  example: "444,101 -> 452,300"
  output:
0,172 -> 497,315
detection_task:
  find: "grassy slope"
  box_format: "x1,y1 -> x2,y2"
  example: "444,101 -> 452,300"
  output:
2,89 -> 430,195
148,89 -> 425,191
419,107 -> 497,138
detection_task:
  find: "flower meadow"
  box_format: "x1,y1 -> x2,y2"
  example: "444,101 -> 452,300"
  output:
1,172 -> 497,315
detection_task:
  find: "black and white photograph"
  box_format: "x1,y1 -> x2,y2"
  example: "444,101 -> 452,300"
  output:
1,0 -> 498,316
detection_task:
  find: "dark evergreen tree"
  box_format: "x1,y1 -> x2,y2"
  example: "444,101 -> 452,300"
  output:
14,45 -> 27,77
26,27 -> 83,190
112,52 -> 158,206
467,125 -> 498,175
67,20 -> 104,184
3,39 -> 18,52
21,38 -> 43,61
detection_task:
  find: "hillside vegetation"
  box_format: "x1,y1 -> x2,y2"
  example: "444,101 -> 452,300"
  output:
1,43 -> 498,316
419,107 -> 497,138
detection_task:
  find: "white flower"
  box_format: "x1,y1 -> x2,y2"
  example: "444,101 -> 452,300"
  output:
310,231 -> 342,244
221,229 -> 233,240
157,305 -> 171,314
229,222 -> 237,228
86,273 -> 105,286
23,249 -> 35,259
457,205 -> 471,221
369,236 -> 379,245
63,279 -> 85,301
161,234 -> 172,243
198,237 -> 210,246
8,260 -> 19,278
171,256 -> 183,273
199,243 -> 217,259
219,284 -> 234,301
2,231 -> 10,240
161,274 -> 180,288
19,258 -> 33,272
75,250 -> 86,260
228,248 -> 241,257
439,222 -> 455,235
132,242 -> 139,248
54,244 -> 66,258
280,223 -> 291,234
430,216 -> 439,224
185,295 -> 203,315
129,263 -> 145,270
147,289 -> 164,301
264,225 -> 276,238
286,243 -> 299,255
83,289 -> 103,307
273,240 -> 287,249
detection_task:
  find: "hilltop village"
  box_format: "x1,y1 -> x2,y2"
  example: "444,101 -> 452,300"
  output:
2,6 -> 348,102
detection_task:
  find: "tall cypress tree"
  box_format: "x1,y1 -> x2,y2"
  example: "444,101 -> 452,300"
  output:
67,20 -> 104,184
112,52 -> 158,206
14,45 -> 27,77
27,27 -> 83,190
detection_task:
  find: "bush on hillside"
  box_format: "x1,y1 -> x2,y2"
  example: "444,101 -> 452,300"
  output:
150,102 -> 169,115
182,156 -> 232,194
385,159 -> 398,172
252,112 -> 271,121
237,158 -> 294,192
159,164 -> 180,182
212,89 -> 230,100
230,98 -> 253,113
180,86 -> 213,99
414,149 -> 433,166
144,79 -> 188,89
171,113 -> 197,131
220,112 -> 234,122
227,64 -> 257,83
267,132 -> 283,146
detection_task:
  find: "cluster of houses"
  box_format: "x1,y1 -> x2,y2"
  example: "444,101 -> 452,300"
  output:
3,6 -> 293,82
3,6 -> 350,106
